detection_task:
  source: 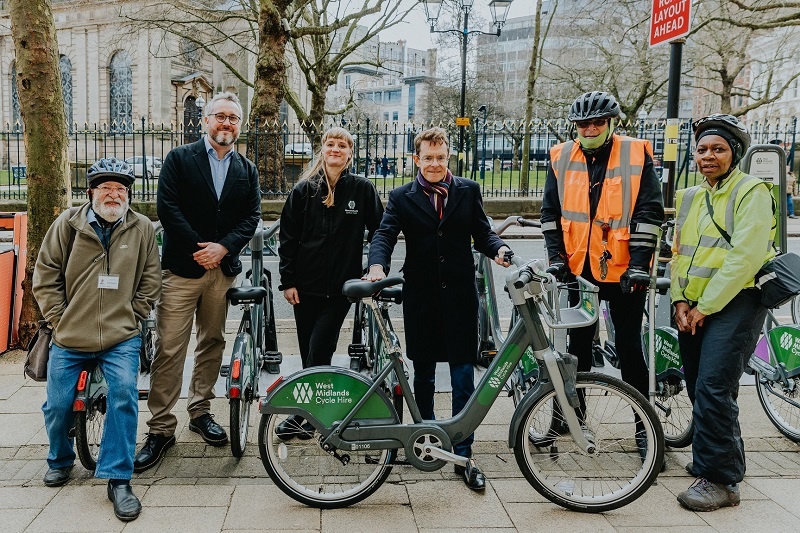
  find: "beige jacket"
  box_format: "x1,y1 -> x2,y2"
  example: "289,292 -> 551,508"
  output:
33,204 -> 162,352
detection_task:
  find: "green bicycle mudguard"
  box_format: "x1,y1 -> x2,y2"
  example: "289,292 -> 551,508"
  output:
767,325 -> 800,377
261,366 -> 396,426
643,326 -> 683,377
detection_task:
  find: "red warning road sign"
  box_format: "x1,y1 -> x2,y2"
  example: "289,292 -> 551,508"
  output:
649,0 -> 692,47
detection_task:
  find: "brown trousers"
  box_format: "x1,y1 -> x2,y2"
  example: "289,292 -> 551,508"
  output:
146,268 -> 235,436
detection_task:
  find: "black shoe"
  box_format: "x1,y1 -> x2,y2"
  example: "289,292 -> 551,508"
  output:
685,461 -> 700,477
134,433 -> 176,473
107,482 -> 141,521
274,415 -> 315,441
454,460 -> 486,491
189,413 -> 228,446
43,465 -> 73,487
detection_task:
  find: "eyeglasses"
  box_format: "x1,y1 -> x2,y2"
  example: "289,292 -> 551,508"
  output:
94,185 -> 128,195
420,155 -> 448,164
575,118 -> 608,128
209,113 -> 241,125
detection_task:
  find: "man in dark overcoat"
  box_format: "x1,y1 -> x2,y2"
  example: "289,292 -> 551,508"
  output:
366,127 -> 510,491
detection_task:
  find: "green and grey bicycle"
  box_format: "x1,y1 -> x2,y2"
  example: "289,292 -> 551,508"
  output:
257,256 -> 664,512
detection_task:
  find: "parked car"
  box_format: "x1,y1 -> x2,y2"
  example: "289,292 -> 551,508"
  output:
284,143 -> 313,155
124,156 -> 162,180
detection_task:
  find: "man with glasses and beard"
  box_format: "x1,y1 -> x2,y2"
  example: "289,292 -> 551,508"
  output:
135,92 -> 261,472
33,158 -> 161,521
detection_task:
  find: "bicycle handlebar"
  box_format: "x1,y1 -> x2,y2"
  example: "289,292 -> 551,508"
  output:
491,215 -> 541,236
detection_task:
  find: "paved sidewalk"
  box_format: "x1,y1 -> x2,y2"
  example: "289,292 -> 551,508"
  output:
2,329 -> 800,532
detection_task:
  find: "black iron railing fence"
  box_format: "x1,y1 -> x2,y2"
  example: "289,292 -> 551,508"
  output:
1,116 -> 797,202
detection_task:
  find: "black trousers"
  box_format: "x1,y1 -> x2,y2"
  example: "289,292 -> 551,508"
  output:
568,273 -> 649,398
679,288 -> 766,485
292,294 -> 352,368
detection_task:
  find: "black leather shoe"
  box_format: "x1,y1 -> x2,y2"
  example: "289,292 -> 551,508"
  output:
275,415 -> 315,441
107,482 -> 141,521
134,433 -> 176,473
43,465 -> 73,487
189,413 -> 228,446
454,460 -> 486,491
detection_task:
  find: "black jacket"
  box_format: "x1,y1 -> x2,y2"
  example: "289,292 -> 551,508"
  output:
368,176 -> 506,364
157,138 -> 261,278
279,171 -> 384,297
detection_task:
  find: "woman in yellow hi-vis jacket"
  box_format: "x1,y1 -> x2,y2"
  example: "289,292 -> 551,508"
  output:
671,114 -> 775,512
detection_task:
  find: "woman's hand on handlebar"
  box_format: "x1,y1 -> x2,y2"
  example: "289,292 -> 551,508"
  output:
494,246 -> 513,267
284,287 -> 300,306
363,265 -> 386,282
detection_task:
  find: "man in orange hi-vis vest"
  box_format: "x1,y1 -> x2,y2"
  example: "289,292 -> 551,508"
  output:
540,91 -> 664,462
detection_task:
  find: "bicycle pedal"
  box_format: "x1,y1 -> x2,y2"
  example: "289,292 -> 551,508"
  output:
219,364 -> 231,377
348,343 -> 367,358
263,351 -> 283,364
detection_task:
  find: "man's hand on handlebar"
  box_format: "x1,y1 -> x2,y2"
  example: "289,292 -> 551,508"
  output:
363,265 -> 386,282
494,246 -> 513,267
545,261 -> 571,282
620,266 -> 650,293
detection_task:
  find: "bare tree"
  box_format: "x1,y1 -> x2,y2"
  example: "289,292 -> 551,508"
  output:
687,0 -> 800,116
703,0 -> 800,30
8,0 -> 71,346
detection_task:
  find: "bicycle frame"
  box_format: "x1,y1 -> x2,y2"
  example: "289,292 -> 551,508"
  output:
261,258 -> 601,463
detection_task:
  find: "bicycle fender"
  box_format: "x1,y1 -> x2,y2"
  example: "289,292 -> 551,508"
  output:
643,326 -> 683,375
261,367 -> 396,426
765,325 -> 800,377
507,381 -> 554,447
226,333 -> 253,393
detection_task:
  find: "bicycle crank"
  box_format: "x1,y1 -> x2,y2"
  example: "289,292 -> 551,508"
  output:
404,428 -> 452,472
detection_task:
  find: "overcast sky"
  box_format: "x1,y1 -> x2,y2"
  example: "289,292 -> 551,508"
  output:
367,0 -> 536,50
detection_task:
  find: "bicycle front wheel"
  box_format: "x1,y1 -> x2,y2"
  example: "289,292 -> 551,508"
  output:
75,394 -> 107,471
756,374 -> 800,442
258,413 -> 396,508
656,374 -> 694,448
514,372 -> 664,512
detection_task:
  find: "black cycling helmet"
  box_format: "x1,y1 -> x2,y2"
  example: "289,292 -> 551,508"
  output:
86,157 -> 135,188
692,114 -> 751,164
568,91 -> 621,121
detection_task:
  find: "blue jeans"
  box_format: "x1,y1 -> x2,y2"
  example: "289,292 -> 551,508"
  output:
413,361 -> 475,457
788,193 -> 795,217
43,335 -> 141,480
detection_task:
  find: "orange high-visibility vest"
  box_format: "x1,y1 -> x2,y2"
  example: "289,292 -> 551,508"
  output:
549,136 -> 651,282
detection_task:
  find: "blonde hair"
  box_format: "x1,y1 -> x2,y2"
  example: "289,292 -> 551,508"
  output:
300,127 -> 354,207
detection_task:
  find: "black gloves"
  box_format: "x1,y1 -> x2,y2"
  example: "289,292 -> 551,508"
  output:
620,266 -> 650,293
546,262 -> 571,283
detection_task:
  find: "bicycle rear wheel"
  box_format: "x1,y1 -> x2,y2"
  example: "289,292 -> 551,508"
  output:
656,373 -> 693,448
75,393 -> 107,471
258,413 -> 396,508
792,295 -> 800,324
514,372 -> 664,512
756,374 -> 800,442
139,319 -> 156,373
230,335 -> 255,457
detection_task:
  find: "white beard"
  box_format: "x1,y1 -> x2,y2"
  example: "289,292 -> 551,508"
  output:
92,195 -> 128,222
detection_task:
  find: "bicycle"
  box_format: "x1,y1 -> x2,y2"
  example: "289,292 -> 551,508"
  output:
72,360 -> 108,471
348,283 -> 406,421
222,219 -> 282,457
138,221 -> 162,376
474,216 -> 540,405
747,307 -> 800,442
257,257 -> 665,512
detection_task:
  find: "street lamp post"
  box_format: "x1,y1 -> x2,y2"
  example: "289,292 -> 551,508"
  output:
422,0 -> 514,177
478,104 -> 488,180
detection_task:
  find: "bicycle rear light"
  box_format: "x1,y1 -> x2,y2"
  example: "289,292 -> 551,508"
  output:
394,384 -> 403,396
229,386 -> 241,399
77,370 -> 89,391
73,398 -> 86,411
232,359 -> 241,380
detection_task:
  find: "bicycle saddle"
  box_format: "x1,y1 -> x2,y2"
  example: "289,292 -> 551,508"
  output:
227,285 -> 268,305
342,277 -> 404,299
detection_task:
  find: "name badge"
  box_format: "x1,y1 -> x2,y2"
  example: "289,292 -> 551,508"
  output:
98,275 -> 120,290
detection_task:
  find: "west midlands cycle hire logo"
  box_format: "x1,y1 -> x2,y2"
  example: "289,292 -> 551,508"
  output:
779,331 -> 797,352
293,382 -> 313,403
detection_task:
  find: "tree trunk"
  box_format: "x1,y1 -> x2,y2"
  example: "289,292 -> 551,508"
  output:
520,0 -> 543,194
9,0 -> 71,348
248,0 -> 292,196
